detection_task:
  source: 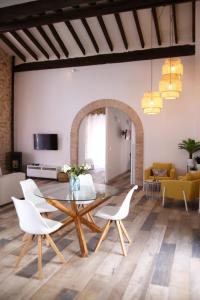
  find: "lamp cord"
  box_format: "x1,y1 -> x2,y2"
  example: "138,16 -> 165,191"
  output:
169,6 -> 173,84
150,11 -> 153,93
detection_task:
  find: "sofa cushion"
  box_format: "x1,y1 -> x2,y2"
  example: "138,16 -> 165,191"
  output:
152,163 -> 172,176
0,172 -> 25,206
152,163 -> 172,170
152,168 -> 168,177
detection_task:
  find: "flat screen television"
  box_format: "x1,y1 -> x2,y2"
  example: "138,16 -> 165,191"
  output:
34,134 -> 58,150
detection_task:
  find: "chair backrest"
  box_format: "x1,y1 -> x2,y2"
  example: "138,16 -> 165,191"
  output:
113,185 -> 138,220
20,179 -> 44,205
12,197 -> 50,235
78,174 -> 94,186
78,174 -> 95,195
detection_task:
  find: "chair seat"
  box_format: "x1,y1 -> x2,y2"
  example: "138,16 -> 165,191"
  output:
41,218 -> 63,234
35,201 -> 57,213
25,217 -> 63,235
95,205 -> 120,220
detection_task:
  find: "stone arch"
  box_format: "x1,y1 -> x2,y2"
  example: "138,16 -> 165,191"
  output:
70,99 -> 143,186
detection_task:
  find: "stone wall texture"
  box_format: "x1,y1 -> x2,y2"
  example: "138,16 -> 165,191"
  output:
0,48 -> 12,174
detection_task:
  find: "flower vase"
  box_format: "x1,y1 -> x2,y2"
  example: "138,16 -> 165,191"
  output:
70,175 -> 80,191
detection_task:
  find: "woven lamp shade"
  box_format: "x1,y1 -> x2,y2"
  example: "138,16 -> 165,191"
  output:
162,58 -> 183,76
159,74 -> 182,100
141,92 -> 163,115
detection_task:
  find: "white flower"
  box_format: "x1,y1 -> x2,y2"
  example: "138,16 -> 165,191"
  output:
84,163 -> 91,170
62,164 -> 71,173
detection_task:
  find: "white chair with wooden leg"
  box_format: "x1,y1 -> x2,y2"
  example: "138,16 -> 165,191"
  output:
20,179 -> 57,214
12,197 -> 66,279
94,185 -> 138,256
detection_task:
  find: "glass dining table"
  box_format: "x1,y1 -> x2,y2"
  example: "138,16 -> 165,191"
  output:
36,182 -> 118,257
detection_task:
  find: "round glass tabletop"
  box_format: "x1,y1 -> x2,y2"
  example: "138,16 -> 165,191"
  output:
36,182 -> 119,202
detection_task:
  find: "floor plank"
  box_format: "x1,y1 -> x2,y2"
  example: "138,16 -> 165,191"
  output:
0,173 -> 200,300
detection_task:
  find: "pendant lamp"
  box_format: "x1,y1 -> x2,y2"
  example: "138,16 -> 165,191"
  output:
141,92 -> 163,115
159,7 -> 183,100
159,73 -> 182,100
141,13 -> 163,115
162,58 -> 183,76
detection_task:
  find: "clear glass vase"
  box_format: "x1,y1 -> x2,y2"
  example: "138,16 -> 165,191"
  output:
70,175 -> 80,191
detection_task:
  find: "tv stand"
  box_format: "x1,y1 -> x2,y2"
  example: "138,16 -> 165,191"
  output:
27,164 -> 61,179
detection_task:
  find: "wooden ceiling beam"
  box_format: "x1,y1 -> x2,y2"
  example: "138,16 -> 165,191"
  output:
10,31 -> 38,60
23,29 -> 49,59
192,0 -> 195,42
48,24 -> 69,57
37,26 -> 60,59
14,44 -> 195,72
172,4 -> 178,43
0,0 -> 103,23
97,16 -> 113,51
152,7 -> 162,45
0,34 -> 26,62
81,18 -> 99,53
64,20 -> 85,55
132,10 -> 145,48
114,13 -> 128,49
0,0 -> 194,33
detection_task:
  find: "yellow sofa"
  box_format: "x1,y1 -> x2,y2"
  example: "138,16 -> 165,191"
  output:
161,171 -> 200,212
144,162 -> 176,181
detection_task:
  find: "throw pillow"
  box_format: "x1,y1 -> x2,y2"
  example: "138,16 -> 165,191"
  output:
152,168 -> 167,177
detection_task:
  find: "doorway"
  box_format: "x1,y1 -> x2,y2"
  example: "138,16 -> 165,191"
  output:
70,99 -> 144,186
78,107 -> 132,184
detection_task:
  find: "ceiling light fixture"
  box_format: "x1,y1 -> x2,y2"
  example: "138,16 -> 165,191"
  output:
141,13 -> 163,115
159,7 -> 183,100
141,92 -> 163,115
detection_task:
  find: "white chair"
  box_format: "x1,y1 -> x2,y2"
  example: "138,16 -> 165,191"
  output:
12,197 -> 66,279
94,185 -> 138,256
20,179 -> 57,214
77,174 -> 95,222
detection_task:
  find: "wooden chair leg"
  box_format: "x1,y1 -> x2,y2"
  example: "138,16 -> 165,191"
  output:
86,213 -> 91,222
119,220 -> 131,243
182,191 -> 189,213
198,186 -> 200,214
15,235 -> 33,269
116,220 -> 127,256
81,204 -> 95,224
162,186 -> 165,207
46,234 -> 66,263
88,212 -> 95,223
22,233 -> 29,242
37,235 -> 43,280
94,220 -> 111,253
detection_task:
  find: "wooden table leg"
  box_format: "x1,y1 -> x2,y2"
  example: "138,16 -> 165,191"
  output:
80,216 -> 102,233
71,202 -> 89,257
45,197 -> 111,257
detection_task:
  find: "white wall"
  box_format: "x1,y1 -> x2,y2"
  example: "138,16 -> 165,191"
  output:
106,107 -> 131,181
14,3 -> 200,176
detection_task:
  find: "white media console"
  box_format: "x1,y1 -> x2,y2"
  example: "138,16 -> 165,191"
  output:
27,165 -> 61,179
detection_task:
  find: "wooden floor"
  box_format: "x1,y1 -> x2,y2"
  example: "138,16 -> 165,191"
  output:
1,172 -> 200,300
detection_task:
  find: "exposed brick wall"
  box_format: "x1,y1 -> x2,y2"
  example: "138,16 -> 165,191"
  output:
0,48 -> 12,174
70,99 -> 144,186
